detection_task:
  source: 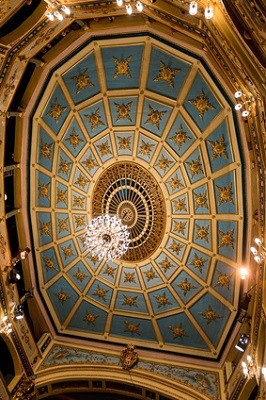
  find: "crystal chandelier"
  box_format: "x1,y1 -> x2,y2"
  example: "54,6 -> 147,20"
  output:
85,215 -> 130,260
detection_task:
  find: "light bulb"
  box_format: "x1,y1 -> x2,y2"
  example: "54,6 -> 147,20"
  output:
204,6 -> 213,19
2,316 -> 8,322
126,4 -> 133,14
116,0 -> 123,6
242,110 -> 249,117
235,103 -> 243,110
239,267 -> 248,280
254,238 -> 261,245
234,91 -> 242,98
254,255 -> 261,263
136,1 -> 143,12
54,10 -> 63,21
189,1 -> 198,15
250,246 -> 258,255
61,5 -> 71,15
46,12 -> 55,21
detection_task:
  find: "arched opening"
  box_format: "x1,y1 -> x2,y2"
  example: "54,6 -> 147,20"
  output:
0,335 -> 15,385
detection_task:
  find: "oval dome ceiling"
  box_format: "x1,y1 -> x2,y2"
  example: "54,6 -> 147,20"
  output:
30,35 -> 244,359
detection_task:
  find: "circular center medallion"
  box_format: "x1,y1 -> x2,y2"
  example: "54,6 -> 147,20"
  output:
92,162 -> 166,262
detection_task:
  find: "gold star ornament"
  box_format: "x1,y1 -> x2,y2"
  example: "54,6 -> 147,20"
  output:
188,89 -> 216,119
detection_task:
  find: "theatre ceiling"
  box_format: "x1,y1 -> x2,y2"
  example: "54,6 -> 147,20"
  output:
29,33 -> 245,359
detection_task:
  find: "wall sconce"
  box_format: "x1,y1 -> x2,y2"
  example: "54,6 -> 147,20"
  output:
242,355 -> 256,379
235,333 -> 249,352
13,305 -> 24,320
250,238 -> 266,264
46,3 -> 71,21
0,316 -> 12,334
234,91 -> 250,117
9,268 -> 21,284
262,365 -> 266,381
116,1 -> 144,14
20,247 -> 31,260
239,267 -> 248,280
189,1 -> 198,15
188,1 -> 214,19
204,5 -> 213,19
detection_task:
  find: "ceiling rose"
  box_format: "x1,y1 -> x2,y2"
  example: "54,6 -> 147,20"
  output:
92,162 -> 166,262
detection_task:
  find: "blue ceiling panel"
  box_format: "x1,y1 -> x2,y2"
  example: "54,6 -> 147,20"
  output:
206,120 -> 233,172
63,118 -> 87,157
55,181 -> 68,209
214,172 -> 237,214
171,193 -> 189,215
184,148 -> 206,184
72,213 -> 87,232
37,171 -> 51,207
58,239 -> 78,267
193,184 -> 210,214
110,315 -> 157,341
172,271 -> 202,303
68,300 -> 107,334
166,115 -> 196,156
114,132 -> 134,156
155,252 -> 180,280
86,280 -> 113,308
119,267 -> 141,289
71,190 -> 87,210
63,52 -> 100,104
79,101 -> 107,138
154,147 -> 175,177
47,276 -> 79,323
193,219 -> 212,250
185,248 -> 211,281
41,247 -> 60,284
141,98 -> 172,137
171,218 -> 189,240
102,45 -> 144,90
136,133 -> 158,162
147,46 -> 191,99
157,313 -> 208,349
217,220 -> 237,260
98,262 -> 118,285
37,212 -> 53,246
57,149 -> 73,182
68,261 -> 92,292
114,290 -> 149,314
55,212 -> 71,240
42,85 -> 69,135
211,261 -> 235,303
184,73 -> 222,131
149,287 -> 180,314
80,149 -> 99,177
189,292 -> 231,346
165,168 -> 186,195
109,97 -> 138,126
37,128 -> 55,171
140,263 -> 164,288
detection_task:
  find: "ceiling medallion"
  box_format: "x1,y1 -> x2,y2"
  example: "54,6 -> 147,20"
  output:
92,162 -> 166,262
